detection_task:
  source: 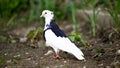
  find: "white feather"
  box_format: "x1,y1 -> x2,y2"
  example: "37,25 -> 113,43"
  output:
45,30 -> 85,60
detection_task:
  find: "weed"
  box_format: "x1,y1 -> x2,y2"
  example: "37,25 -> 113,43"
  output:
106,0 -> 120,29
27,27 -> 43,47
69,2 -> 77,33
81,0 -> 99,37
6,14 -> 17,28
69,2 -> 88,46
69,33 -> 88,46
27,27 -> 43,40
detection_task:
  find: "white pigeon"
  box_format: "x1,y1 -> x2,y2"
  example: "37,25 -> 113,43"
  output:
40,10 -> 85,60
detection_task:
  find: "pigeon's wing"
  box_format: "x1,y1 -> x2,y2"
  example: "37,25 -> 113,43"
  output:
45,29 -> 84,60
50,20 -> 67,37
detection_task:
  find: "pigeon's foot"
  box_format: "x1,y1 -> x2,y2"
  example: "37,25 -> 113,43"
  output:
53,53 -> 61,59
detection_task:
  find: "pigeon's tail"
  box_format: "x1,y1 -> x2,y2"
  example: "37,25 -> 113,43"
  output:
69,43 -> 85,60
72,50 -> 85,60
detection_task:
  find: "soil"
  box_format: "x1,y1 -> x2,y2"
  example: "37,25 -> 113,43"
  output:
0,24 -> 120,68
0,13 -> 120,68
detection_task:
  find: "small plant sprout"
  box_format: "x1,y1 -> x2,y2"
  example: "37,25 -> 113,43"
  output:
88,0 -> 100,37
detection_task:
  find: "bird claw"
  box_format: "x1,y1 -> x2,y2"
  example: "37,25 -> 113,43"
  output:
53,54 -> 61,59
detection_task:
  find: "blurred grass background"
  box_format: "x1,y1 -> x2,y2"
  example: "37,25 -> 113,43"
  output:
0,0 -> 119,26
0,0 -> 120,45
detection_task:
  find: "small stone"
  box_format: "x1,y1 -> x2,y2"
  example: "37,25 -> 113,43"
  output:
116,44 -> 119,46
106,66 -> 111,68
40,57 -> 43,59
6,59 -> 12,63
35,62 -> 38,65
5,67 -> 8,68
44,50 -> 53,56
98,64 -> 103,66
17,54 -> 20,57
20,37 -> 27,43
25,58 -> 31,60
64,61 -> 67,63
25,52 -> 29,55
4,53 -> 8,56
116,50 -> 120,55
13,54 -> 20,58
83,66 -> 86,68
46,66 -> 49,68
59,65 -> 63,67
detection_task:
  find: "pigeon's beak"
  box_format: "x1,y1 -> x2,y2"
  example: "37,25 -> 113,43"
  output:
40,14 -> 44,17
40,14 -> 43,17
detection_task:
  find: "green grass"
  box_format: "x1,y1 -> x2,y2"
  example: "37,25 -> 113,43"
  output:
106,0 -> 120,29
69,33 -> 88,46
69,2 -> 88,46
80,0 -> 99,37
27,27 -> 43,40
86,0 -> 99,37
70,2 -> 77,33
89,0 -> 99,37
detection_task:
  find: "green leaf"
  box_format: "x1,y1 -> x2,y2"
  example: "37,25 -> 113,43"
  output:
27,27 -> 43,40
69,35 -> 76,42
69,33 -> 88,46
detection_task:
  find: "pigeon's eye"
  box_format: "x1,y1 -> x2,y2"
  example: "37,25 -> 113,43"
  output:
45,12 -> 47,14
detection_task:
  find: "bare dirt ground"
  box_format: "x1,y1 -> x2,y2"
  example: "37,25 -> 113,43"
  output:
0,20 -> 120,68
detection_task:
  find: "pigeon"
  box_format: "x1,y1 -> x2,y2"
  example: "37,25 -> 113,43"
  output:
40,10 -> 85,60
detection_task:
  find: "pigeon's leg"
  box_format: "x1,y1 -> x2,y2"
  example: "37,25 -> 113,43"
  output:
53,48 -> 60,59
54,50 -> 60,59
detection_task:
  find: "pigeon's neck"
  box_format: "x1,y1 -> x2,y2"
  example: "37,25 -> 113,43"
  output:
44,17 -> 53,30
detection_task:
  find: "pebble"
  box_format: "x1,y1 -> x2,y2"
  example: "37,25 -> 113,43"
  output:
64,61 -> 67,63
54,65 -> 63,68
59,65 -> 64,67
83,66 -> 86,68
32,61 -> 37,65
98,63 -> 103,66
40,57 -> 43,59
20,37 -> 27,43
13,54 -> 20,58
25,52 -> 29,55
116,49 -> 120,55
46,67 -> 50,68
44,50 -> 53,56
4,53 -> 8,56
6,59 -> 12,63
25,58 -> 31,60
35,62 -> 38,65
106,66 -> 111,68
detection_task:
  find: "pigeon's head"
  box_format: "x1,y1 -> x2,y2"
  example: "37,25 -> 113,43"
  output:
40,10 -> 54,19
